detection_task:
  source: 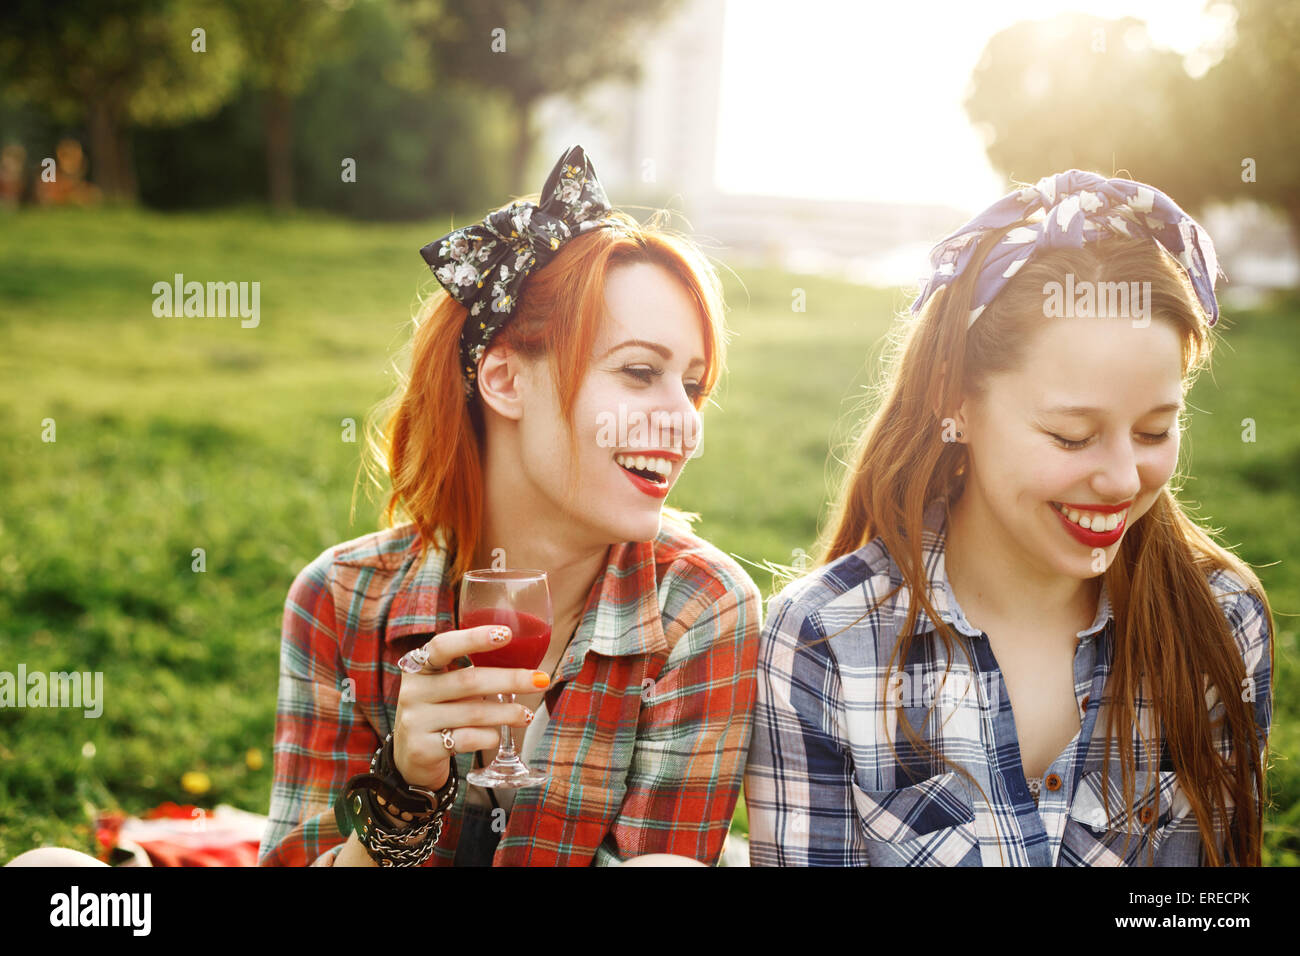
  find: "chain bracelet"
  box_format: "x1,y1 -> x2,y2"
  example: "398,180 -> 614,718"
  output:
364,807 -> 445,867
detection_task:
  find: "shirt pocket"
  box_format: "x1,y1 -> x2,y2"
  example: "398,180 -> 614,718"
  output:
1062,769 -> 1193,866
849,772 -> 981,867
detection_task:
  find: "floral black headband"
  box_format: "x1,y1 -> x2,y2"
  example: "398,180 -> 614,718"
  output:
420,145 -> 618,395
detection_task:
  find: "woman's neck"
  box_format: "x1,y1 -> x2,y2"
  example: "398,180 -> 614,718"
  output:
471,455 -> 611,637
470,530 -> 609,633
944,490 -> 1099,639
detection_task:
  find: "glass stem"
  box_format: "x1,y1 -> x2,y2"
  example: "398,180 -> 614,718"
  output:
497,693 -> 518,760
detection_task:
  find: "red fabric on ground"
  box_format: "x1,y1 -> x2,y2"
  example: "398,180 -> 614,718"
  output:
96,803 -> 266,866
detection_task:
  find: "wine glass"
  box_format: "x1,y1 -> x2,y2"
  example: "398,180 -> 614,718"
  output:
460,569 -> 552,789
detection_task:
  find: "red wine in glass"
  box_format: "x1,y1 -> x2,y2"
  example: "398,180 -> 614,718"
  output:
462,608 -> 551,670
461,569 -> 552,789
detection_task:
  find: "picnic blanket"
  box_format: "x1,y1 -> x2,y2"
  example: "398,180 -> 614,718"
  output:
95,803 -> 268,867
93,801 -> 751,866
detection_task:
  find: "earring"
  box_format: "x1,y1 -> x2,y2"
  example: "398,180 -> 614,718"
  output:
956,430 -> 963,439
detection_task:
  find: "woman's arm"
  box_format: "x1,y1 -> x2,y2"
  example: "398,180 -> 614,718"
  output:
744,587 -> 867,866
591,572 -> 763,865
1226,583 -> 1274,759
258,548 -> 382,867
1157,573 -> 1274,866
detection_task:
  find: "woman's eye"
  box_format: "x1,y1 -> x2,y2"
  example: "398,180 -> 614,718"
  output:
621,365 -> 660,383
622,365 -> 704,398
1050,430 -> 1172,449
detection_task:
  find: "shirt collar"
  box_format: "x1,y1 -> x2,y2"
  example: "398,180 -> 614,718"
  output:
384,531 -> 669,662
896,497 -> 1112,642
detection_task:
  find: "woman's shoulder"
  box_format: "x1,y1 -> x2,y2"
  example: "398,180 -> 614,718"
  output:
1203,564 -> 1272,660
763,536 -> 901,642
286,524 -> 425,606
650,517 -> 761,611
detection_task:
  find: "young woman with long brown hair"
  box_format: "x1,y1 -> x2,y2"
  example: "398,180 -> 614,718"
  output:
744,171 -> 1273,867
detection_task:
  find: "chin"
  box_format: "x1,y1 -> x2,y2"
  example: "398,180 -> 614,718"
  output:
600,510 -> 662,545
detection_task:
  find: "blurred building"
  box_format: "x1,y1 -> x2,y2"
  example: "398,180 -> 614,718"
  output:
538,0 -> 1297,295
535,0 -> 969,288
536,0 -> 724,209
1200,202 -> 1300,308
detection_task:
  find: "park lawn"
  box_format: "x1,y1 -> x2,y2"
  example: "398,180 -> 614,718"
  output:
0,205 -> 1296,864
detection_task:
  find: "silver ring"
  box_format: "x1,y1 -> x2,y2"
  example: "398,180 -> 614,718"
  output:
439,729 -> 457,751
398,644 -> 444,675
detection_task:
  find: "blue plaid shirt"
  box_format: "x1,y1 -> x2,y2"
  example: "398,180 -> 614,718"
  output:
745,498 -> 1272,866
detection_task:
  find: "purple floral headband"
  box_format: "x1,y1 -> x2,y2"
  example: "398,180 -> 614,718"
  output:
420,145 -> 618,395
910,170 -> 1223,327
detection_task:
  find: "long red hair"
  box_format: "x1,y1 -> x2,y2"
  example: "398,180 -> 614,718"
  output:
359,210 -> 727,586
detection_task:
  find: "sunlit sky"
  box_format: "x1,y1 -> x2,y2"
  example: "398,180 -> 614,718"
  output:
715,0 -> 1234,212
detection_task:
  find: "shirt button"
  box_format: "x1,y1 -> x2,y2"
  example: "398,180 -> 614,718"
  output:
1080,694 -> 1091,711
1045,773 -> 1062,791
1137,805 -> 1156,825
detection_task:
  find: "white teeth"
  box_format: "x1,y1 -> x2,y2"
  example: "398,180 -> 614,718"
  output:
616,453 -> 672,480
1054,502 -> 1128,531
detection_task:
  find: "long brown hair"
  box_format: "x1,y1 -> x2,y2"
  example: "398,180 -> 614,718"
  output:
357,210 -> 727,587
818,227 -> 1273,865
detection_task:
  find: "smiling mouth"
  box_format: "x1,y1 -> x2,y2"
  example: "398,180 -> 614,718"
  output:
615,452 -> 672,486
1049,500 -> 1130,533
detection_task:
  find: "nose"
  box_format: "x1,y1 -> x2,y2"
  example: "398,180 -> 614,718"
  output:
650,386 -> 702,456
1092,432 -> 1143,504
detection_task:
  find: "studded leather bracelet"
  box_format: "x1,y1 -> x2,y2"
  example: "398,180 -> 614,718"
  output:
334,732 -> 459,867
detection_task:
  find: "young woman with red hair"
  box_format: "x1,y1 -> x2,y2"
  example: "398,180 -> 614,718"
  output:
4,147 -> 757,871
746,171 -> 1274,867
255,147 -> 761,867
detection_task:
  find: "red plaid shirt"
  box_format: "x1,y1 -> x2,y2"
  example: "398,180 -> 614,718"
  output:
257,518 -> 761,866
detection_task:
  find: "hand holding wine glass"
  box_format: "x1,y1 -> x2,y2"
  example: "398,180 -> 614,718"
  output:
391,620 -> 551,798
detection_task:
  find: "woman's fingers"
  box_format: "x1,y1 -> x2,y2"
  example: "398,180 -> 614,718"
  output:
430,699 -> 535,730
426,726 -> 501,756
394,698 -> 533,758
394,702 -> 533,788
399,634 -> 551,703
397,624 -> 515,674
430,663 -> 551,700
393,626 -> 548,788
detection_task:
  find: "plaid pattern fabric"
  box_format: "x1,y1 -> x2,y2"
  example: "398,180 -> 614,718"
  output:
745,497 -> 1272,866
258,518 -> 761,867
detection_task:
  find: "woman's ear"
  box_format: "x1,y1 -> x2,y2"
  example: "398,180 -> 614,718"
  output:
477,345 -> 525,422
933,361 -> 968,440
950,400 -> 969,442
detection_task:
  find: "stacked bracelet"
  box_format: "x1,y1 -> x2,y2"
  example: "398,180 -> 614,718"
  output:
334,732 -> 460,867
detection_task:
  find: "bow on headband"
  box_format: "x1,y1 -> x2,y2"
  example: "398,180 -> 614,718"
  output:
910,170 -> 1223,327
420,145 -> 617,395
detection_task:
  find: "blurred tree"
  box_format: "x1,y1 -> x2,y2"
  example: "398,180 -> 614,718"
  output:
224,0 -> 345,211
291,0 -> 512,220
965,13 -> 1213,212
402,0 -> 681,193
130,0 -> 510,220
1198,0 -> 1300,249
0,0 -> 243,201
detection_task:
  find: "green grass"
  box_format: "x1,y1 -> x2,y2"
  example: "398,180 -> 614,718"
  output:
0,205 -> 1296,864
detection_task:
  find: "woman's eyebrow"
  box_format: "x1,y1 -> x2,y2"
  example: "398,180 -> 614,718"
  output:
1043,401 -> 1185,416
599,339 -> 706,367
